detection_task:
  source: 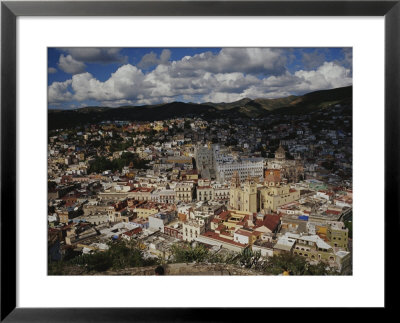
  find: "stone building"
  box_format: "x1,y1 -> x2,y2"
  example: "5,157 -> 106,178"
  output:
267,145 -> 304,183
197,179 -> 214,202
259,185 -> 300,212
183,219 -> 205,242
216,157 -> 264,183
174,182 -> 195,203
229,172 -> 258,213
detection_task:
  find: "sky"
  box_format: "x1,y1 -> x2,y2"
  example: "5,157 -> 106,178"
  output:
48,47 -> 352,110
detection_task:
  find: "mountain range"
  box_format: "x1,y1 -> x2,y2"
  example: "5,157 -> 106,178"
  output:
48,86 -> 352,130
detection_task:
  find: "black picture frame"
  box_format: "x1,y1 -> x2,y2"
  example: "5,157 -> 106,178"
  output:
1,0 -> 398,321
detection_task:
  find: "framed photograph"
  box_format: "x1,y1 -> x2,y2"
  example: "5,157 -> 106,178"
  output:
1,0 -> 398,321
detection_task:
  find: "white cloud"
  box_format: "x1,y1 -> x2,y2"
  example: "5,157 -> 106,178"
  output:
200,62 -> 352,102
49,49 -> 352,107
301,50 -> 326,70
170,48 -> 286,75
48,67 -> 57,74
100,99 -> 134,107
61,48 -> 127,64
137,52 -> 158,69
48,79 -> 73,103
137,49 -> 171,69
70,64 -> 146,102
57,54 -> 86,74
160,49 -> 171,64
294,61 -> 352,90
135,96 -> 175,106
202,92 -> 246,103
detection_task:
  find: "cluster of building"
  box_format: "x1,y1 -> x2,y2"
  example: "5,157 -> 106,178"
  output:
48,105 -> 352,274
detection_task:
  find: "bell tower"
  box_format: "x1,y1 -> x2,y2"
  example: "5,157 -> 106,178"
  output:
231,171 -> 240,188
229,171 -> 241,210
275,145 -> 286,160
243,176 -> 257,213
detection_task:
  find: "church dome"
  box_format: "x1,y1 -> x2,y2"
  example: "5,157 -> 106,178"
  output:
275,145 -> 286,159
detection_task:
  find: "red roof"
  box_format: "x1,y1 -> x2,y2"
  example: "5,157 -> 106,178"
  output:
264,169 -> 281,183
326,209 -> 341,215
201,231 -> 248,247
123,227 -> 142,236
216,224 -> 225,232
254,214 -> 280,232
319,190 -> 334,196
218,211 -> 230,220
235,229 -> 253,237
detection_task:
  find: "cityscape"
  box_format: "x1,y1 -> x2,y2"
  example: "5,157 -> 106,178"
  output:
48,48 -> 352,276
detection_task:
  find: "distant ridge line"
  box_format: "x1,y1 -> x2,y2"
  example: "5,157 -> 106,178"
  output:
48,86 -> 352,130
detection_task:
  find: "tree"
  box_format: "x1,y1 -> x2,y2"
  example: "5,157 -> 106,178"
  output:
170,243 -> 209,263
259,146 -> 267,158
48,181 -> 57,191
225,138 -> 238,147
286,152 -> 295,160
304,262 -> 335,275
321,160 -> 335,171
263,253 -> 334,275
264,253 -> 308,275
85,251 -> 113,272
87,152 -> 149,174
344,221 -> 352,238
109,138 -> 133,153
238,247 -> 262,269
54,239 -> 159,274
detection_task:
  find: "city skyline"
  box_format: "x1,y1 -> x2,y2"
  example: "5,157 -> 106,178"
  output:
48,47 -> 352,276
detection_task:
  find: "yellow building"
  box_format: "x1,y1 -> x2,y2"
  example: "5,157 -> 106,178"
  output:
174,182 -> 195,202
181,170 -> 199,181
210,209 -> 251,233
316,225 -> 327,235
224,210 -> 248,229
326,222 -> 349,250
152,122 -> 164,132
229,172 -> 258,213
260,185 -> 300,212
58,211 -> 70,224
132,205 -> 159,219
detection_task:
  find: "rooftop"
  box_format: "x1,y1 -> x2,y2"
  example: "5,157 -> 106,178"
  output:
284,232 -> 333,250
201,231 -> 248,247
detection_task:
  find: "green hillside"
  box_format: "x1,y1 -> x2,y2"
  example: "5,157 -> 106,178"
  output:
48,86 -> 352,130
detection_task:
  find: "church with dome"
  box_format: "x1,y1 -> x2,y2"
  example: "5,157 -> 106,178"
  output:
266,145 -> 304,183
